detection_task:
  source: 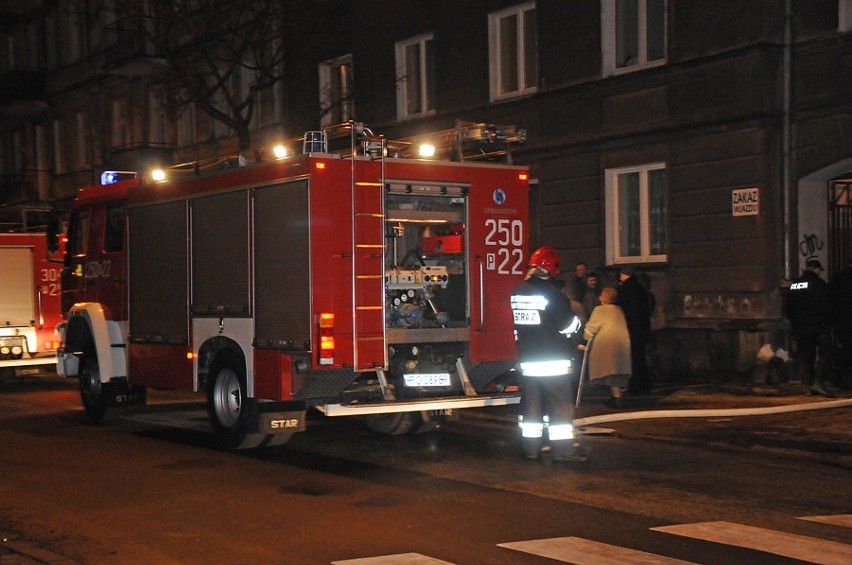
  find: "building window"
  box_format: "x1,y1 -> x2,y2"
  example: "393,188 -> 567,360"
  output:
253,80 -> 280,129
177,104 -> 196,147
395,34 -> 435,120
605,163 -> 667,264
841,0 -> 852,32
53,119 -> 64,174
149,92 -> 166,145
75,112 -> 89,169
319,54 -> 354,126
602,0 -> 666,76
489,2 -> 538,101
59,4 -> 83,66
13,131 -> 23,171
112,99 -> 130,148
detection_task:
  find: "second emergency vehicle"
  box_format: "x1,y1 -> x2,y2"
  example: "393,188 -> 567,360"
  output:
0,232 -> 63,372
57,122 -> 529,448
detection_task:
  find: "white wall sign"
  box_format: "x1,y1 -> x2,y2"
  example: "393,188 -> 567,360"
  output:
732,187 -> 759,216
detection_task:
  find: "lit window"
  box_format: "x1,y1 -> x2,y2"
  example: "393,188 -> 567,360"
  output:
602,0 -> 666,76
396,34 -> 435,120
489,2 -> 538,101
319,54 -> 354,126
605,163 -> 667,264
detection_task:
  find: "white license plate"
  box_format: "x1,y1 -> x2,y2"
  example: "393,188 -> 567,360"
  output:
403,373 -> 451,387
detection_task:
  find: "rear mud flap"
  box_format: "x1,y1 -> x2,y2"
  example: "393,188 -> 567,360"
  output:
109,383 -> 147,407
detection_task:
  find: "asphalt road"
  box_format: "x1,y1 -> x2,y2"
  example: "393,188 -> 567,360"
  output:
1,373 -> 850,564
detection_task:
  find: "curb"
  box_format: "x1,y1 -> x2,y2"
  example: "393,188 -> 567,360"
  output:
573,397 -> 852,427
572,397 -> 852,468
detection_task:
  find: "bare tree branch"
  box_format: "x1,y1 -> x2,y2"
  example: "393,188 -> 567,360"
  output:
110,0 -> 332,150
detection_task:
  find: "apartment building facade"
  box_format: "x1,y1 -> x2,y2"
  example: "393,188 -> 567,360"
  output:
1,0 -> 850,380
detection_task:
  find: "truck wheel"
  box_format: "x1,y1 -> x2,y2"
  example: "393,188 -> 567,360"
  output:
79,354 -> 109,424
207,355 -> 262,449
365,412 -> 419,435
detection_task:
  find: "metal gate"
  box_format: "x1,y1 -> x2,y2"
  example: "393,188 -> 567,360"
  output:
829,177 -> 852,277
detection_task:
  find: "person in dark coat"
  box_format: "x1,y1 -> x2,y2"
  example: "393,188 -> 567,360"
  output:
511,246 -> 585,461
617,266 -> 653,395
579,271 -> 602,324
785,259 -> 835,397
571,262 -> 588,302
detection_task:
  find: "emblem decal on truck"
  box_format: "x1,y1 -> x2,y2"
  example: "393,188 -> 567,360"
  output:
493,188 -> 506,205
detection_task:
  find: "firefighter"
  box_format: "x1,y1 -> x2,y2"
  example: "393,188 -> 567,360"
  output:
510,246 -> 585,461
785,259 -> 836,397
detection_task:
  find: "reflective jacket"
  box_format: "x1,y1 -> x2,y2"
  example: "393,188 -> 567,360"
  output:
510,275 -> 580,376
785,270 -> 834,331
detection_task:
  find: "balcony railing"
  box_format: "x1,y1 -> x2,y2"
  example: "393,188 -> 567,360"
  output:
102,18 -> 167,75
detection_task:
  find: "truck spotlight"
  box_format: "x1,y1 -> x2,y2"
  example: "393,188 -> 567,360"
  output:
418,143 -> 436,158
151,168 -> 167,183
272,144 -> 290,159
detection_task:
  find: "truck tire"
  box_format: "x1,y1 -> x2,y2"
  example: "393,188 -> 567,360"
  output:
365,412 -> 419,435
79,354 -> 110,424
207,353 -> 264,449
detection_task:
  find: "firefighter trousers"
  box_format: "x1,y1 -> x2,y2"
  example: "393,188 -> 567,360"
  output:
518,373 -> 577,459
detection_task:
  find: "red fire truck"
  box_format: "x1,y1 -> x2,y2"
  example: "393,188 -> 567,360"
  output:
0,232 -> 63,372
57,122 -> 529,448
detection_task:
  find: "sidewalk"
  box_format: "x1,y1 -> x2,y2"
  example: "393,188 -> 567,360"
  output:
572,381 -> 852,467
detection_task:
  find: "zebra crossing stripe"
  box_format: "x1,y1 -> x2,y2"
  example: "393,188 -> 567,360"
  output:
651,521 -> 852,565
331,553 -> 456,565
497,536 -> 697,564
799,514 -> 852,529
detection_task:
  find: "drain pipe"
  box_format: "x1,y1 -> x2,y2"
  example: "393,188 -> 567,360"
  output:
782,0 -> 794,280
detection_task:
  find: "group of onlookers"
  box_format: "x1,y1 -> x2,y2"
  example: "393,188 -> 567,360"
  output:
566,262 -> 654,406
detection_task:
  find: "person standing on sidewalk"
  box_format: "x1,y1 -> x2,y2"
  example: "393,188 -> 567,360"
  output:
579,271 -> 602,323
785,259 -> 836,397
510,246 -> 585,461
580,286 -> 632,407
617,266 -> 653,395
571,262 -> 588,303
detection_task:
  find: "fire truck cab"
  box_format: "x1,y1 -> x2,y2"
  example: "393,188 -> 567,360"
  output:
57,122 -> 529,449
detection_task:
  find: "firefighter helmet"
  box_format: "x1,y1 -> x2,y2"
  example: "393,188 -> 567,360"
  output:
528,246 -> 562,276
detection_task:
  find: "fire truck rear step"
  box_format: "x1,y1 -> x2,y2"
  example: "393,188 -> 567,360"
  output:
320,393 -> 521,417
1,355 -> 57,368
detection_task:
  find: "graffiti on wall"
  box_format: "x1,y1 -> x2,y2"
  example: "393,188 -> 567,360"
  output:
799,232 -> 824,263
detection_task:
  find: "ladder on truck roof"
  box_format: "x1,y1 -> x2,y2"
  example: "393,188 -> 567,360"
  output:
349,125 -> 388,372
